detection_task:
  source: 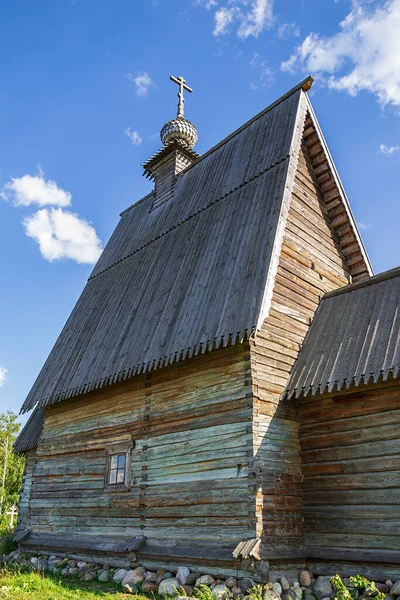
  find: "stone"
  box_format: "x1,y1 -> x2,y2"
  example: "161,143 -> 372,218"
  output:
386,582 -> 393,589
314,577 -> 333,600
391,582 -> 400,597
300,573 -> 312,588
239,578 -> 256,593
182,585 -> 194,596
68,560 -> 77,567
143,582 -> 158,593
280,579 -> 291,593
264,592 -> 280,600
303,590 -> 317,600
158,572 -> 174,584
61,568 -> 69,576
69,567 -> 78,575
38,558 -> 48,571
232,587 -> 242,597
273,583 -> 282,596
293,583 -> 300,589
282,591 -> 297,600
178,567 -> 191,585
113,568 -> 128,583
226,578 -> 238,589
83,573 -> 95,582
77,561 -> 87,568
98,570 -> 110,582
212,584 -> 230,600
293,587 -> 302,600
159,577 -> 181,595
30,557 -> 38,567
157,568 -> 167,578
146,572 -> 158,582
122,568 -> 146,587
376,584 -> 389,594
196,575 -> 216,587
187,573 -> 201,586
123,583 -> 138,594
57,558 -> 68,567
78,565 -> 93,577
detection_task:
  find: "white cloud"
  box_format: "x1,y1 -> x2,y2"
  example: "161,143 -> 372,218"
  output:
282,0 -> 400,108
214,7 -> 239,35
1,168 -> 71,207
0,367 -> 7,388
250,52 -> 274,89
23,208 -> 102,264
213,0 -> 273,38
124,128 -> 143,146
357,221 -> 372,231
380,143 -> 400,155
277,22 -> 300,39
194,0 -> 217,8
125,72 -> 153,97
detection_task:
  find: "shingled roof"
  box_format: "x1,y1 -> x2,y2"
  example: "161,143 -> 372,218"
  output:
285,267 -> 400,399
14,407 -> 45,453
21,78 -> 371,413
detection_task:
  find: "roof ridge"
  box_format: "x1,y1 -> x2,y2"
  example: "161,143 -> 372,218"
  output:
89,154 -> 290,282
323,265 -> 400,300
184,76 -> 314,175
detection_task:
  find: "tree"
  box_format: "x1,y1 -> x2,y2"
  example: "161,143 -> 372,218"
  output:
0,412 -> 25,515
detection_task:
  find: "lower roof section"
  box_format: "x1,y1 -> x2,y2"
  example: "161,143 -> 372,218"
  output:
285,266 -> 400,399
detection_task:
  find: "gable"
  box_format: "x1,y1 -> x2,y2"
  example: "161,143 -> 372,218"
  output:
21,80 -> 371,413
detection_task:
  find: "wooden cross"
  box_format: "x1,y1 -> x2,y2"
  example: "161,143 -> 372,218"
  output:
6,505 -> 17,530
170,75 -> 193,119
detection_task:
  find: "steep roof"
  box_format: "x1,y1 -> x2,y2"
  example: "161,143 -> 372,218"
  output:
21,78 -> 371,413
14,407 -> 45,453
285,267 -> 400,399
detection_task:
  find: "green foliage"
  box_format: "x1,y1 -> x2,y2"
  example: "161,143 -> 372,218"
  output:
331,574 -> 385,600
247,584 -> 266,600
0,412 -> 25,515
193,584 -> 215,600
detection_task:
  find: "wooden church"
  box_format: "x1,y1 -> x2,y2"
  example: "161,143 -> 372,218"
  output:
14,76 -> 400,581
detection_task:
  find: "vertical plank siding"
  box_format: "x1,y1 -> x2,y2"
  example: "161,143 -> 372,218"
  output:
298,384 -> 400,577
250,130 -> 351,560
26,345 -> 255,566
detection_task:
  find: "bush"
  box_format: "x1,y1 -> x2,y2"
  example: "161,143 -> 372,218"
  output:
0,513 -> 17,556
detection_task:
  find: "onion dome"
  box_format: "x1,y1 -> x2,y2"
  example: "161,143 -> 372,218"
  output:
160,116 -> 198,150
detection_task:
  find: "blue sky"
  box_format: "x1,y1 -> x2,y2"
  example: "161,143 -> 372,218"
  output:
1,0 -> 400,421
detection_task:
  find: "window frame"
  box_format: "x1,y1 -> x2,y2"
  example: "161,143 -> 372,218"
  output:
104,440 -> 134,492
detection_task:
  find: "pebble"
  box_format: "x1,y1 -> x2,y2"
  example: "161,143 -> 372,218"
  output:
187,573 -> 201,585
212,584 -> 230,600
182,585 -> 194,596
239,578 -> 256,593
145,572 -> 158,582
143,582 -> 158,593
38,559 -> 48,571
122,567 -> 146,586
113,568 -> 128,583
177,567 -> 191,585
226,577 -> 238,589
77,561 -> 87,568
313,576 -> 333,600
232,587 -> 242,597
82,573 -> 95,582
273,583 -> 282,595
282,591 -> 297,600
196,575 -> 216,587
391,582 -> 400,597
123,583 -> 137,594
280,578 -> 291,592
159,577 -> 181,595
98,570 -> 110,583
300,572 -> 312,588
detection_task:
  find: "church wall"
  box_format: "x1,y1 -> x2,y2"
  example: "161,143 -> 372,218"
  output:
250,138 -> 351,565
25,344 -> 256,574
16,450 -> 36,535
298,382 -> 400,581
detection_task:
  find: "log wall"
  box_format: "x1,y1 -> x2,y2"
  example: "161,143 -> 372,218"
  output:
26,344 -> 255,574
298,383 -> 400,580
16,450 -> 36,535
250,136 -> 351,562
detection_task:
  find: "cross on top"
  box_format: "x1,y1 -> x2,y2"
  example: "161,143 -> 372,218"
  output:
170,75 -> 193,119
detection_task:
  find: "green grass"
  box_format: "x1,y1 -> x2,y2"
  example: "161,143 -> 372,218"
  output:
0,567 -> 152,599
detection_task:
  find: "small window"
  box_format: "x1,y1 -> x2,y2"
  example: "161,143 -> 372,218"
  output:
104,440 -> 134,492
